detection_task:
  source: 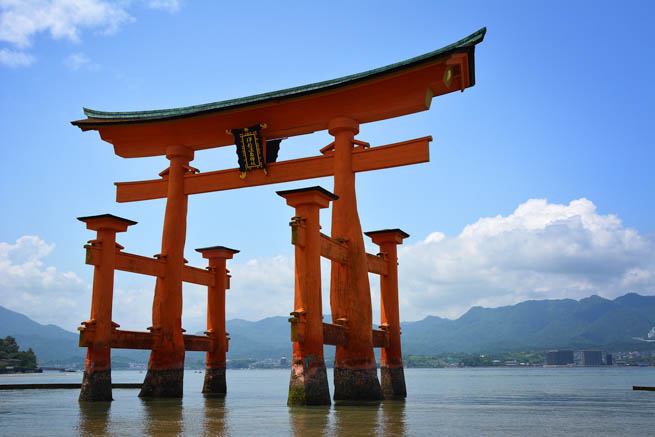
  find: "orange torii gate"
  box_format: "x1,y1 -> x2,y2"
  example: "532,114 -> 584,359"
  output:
72,28 -> 485,404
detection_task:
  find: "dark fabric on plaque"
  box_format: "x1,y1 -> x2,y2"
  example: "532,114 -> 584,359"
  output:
266,139 -> 282,163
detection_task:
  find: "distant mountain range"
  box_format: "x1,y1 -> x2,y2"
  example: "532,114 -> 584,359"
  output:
1,293 -> 654,364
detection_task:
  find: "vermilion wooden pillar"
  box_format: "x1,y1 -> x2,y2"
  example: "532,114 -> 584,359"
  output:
328,117 -> 383,401
78,214 -> 136,401
140,145 -> 194,398
196,245 -> 239,396
366,229 -> 409,399
278,186 -> 336,405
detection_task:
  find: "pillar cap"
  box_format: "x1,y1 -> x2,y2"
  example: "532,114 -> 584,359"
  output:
277,186 -> 338,209
77,214 -> 137,232
328,116 -> 359,135
365,228 -> 409,244
195,245 -> 239,259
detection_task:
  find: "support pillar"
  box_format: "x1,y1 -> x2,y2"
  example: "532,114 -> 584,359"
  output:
77,214 -> 136,401
278,186 -> 336,405
366,229 -> 409,399
196,246 -> 239,396
140,145 -> 194,398
328,117 -> 383,401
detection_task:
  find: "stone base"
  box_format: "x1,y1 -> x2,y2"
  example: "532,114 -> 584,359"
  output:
333,366 -> 384,401
381,366 -> 407,399
139,368 -> 184,398
288,362 -> 331,406
202,367 -> 226,396
79,369 -> 112,402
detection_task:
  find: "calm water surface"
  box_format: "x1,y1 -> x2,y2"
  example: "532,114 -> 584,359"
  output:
1,368 -> 654,436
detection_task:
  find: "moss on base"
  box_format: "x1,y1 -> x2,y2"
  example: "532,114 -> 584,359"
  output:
79,369 -> 112,402
333,367 -> 383,401
288,364 -> 330,406
381,366 -> 407,399
202,367 -> 226,396
139,368 -> 183,398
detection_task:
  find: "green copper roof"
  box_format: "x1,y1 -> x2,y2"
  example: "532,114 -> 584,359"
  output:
80,28 -> 485,122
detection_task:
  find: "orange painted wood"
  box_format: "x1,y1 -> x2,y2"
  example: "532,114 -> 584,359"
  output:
182,334 -> 213,352
372,329 -> 389,348
319,233 -> 348,263
322,322 -> 348,346
182,264 -> 214,287
322,325 -> 387,348
75,54 -> 461,157
368,230 -> 408,370
366,253 -> 388,276
80,329 -> 212,352
115,137 -> 431,203
147,146 -> 194,372
86,246 -> 213,286
328,116 -> 379,373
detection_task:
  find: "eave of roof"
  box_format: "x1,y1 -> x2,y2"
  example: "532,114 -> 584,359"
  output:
72,27 -> 485,127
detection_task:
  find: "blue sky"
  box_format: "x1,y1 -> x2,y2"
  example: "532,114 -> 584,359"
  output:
0,1 -> 653,333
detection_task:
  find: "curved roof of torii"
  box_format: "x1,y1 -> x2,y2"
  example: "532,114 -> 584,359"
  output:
72,28 -> 486,158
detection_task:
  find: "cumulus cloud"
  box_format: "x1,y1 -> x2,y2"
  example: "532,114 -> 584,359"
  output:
0,0 -> 180,68
3,198 -> 653,332
64,51 -> 98,70
0,236 -> 89,330
0,0 -> 133,48
0,47 -> 35,67
397,198 -> 655,321
147,0 -> 180,13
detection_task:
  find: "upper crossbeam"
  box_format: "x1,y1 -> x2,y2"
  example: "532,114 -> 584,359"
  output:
115,136 -> 431,203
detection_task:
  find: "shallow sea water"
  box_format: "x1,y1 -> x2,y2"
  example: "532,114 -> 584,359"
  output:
1,367 -> 654,436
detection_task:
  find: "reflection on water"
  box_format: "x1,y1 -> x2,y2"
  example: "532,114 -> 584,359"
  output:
141,398 -> 183,436
203,396 -> 229,437
77,401 -> 111,436
288,401 -> 406,436
9,369 -> 654,436
289,405 -> 330,436
380,400 -> 407,435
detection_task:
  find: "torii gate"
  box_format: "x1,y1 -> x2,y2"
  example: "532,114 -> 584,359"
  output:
72,28 -> 485,404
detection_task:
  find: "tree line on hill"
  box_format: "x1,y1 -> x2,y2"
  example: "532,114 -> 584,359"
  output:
0,336 -> 38,373
1,293 -> 654,366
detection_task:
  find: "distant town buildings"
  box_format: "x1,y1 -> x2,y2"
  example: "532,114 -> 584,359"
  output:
605,353 -> 613,366
580,350 -> 603,366
545,350 -> 574,365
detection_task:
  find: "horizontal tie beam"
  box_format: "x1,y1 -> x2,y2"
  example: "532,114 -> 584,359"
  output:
115,136 -> 431,202
317,233 -> 388,275
84,245 -> 216,286
366,253 -> 388,276
78,328 -> 214,352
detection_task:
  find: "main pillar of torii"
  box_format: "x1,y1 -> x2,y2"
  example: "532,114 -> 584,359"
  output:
328,117 -> 383,400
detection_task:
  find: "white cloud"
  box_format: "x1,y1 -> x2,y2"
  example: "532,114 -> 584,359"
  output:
0,236 -> 89,330
0,47 -> 35,66
0,0 -> 181,68
63,51 -> 97,70
0,0 -> 133,48
397,198 -> 655,321
3,198 -> 653,333
147,0 -> 179,13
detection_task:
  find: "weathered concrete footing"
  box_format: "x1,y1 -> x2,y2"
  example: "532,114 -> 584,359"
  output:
288,362 -> 331,406
381,366 -> 407,399
333,367 -> 384,401
202,367 -> 226,396
79,369 -> 112,401
139,368 -> 184,398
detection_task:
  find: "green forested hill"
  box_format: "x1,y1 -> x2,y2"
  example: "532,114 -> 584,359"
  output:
1,293 -> 654,364
400,293 -> 655,353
